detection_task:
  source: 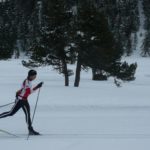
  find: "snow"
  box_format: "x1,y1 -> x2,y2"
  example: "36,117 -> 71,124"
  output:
0,57 -> 150,149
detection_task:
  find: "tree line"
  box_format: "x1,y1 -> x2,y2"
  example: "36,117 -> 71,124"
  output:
0,0 -> 138,87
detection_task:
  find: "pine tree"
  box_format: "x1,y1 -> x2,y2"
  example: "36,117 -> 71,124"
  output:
73,1 -> 137,86
73,1 -> 121,86
11,0 -> 38,56
142,0 -> 150,56
23,0 -> 75,86
0,1 -> 17,59
142,31 -> 150,56
96,0 -> 139,56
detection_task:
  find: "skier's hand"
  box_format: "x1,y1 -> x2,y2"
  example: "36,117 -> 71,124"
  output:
16,91 -> 19,98
15,91 -> 20,102
37,82 -> 44,88
16,93 -> 18,98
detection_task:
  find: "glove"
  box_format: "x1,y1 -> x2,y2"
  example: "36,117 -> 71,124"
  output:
36,82 -> 44,88
16,90 -> 20,98
16,93 -> 18,98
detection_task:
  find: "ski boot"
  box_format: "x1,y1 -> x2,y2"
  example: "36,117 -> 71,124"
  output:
28,127 -> 40,135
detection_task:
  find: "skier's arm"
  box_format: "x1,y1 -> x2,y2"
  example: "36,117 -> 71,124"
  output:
32,82 -> 43,91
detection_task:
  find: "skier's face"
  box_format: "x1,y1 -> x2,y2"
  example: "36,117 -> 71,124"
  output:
29,75 -> 37,81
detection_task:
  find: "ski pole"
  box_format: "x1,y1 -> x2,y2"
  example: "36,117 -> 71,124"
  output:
27,87 -> 41,140
0,102 -> 15,108
31,87 -> 41,124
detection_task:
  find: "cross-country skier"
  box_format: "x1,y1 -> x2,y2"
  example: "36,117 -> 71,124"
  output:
0,70 -> 43,135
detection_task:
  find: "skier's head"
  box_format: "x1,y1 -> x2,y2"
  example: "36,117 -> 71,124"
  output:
28,69 -> 37,81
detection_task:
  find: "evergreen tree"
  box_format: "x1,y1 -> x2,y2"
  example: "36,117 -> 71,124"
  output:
73,1 -> 137,87
13,0 -> 38,55
73,1 -> 119,86
142,31 -> 150,56
0,1 -> 17,59
23,0 -> 75,86
97,0 -> 139,56
142,0 -> 150,56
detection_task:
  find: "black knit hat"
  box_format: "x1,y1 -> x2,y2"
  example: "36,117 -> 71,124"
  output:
28,70 -> 37,77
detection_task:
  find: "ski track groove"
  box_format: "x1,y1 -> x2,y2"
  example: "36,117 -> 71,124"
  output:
1,133 -> 150,139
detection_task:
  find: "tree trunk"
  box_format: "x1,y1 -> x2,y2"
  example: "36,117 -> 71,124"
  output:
92,68 -> 96,80
62,59 -> 69,86
74,55 -> 81,87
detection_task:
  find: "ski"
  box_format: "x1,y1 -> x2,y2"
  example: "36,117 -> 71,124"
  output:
0,129 -> 20,138
0,130 -> 42,139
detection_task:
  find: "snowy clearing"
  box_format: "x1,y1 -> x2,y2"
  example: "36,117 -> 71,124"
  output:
0,57 -> 150,150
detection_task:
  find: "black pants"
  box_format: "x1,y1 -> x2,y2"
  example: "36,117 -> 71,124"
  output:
0,99 -> 32,130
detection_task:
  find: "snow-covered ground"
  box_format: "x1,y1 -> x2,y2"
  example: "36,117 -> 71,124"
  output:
0,57 -> 150,150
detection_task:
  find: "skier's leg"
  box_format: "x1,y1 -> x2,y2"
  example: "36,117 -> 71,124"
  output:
0,100 -> 22,118
22,103 -> 32,129
22,101 -> 40,135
